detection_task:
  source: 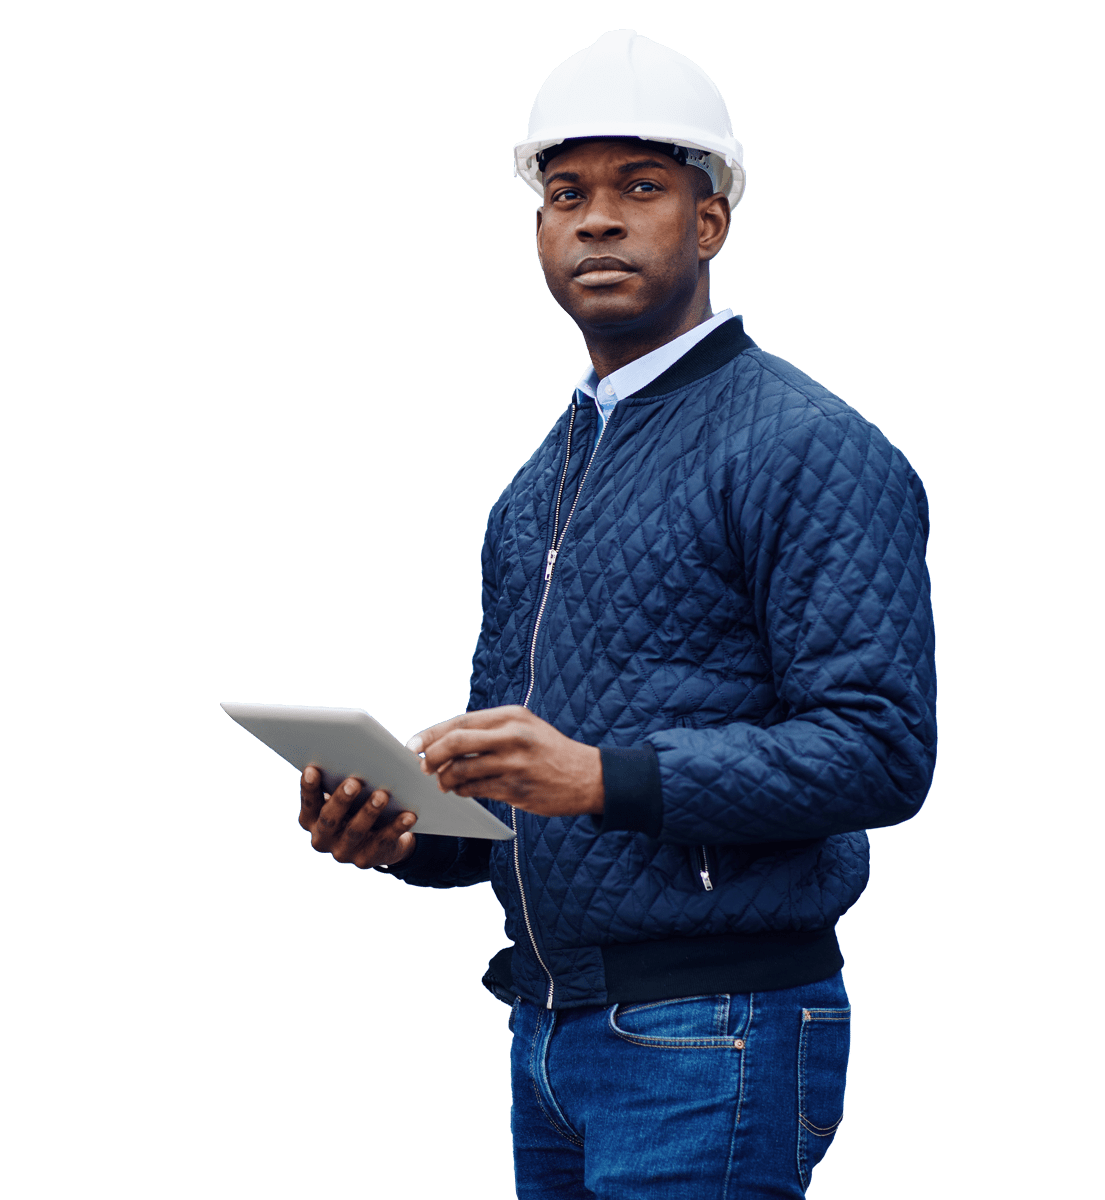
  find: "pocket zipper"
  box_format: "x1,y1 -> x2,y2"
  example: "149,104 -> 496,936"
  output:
698,845 -> 714,891
675,719 -> 715,893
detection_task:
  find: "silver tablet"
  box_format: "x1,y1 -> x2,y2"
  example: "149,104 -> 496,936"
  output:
221,702 -> 515,841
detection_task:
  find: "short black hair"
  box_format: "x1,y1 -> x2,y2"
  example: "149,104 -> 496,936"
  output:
689,164 -> 713,202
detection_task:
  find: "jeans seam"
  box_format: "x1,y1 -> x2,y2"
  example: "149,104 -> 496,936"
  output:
722,991 -> 753,1199
799,1114 -> 843,1135
797,1003 -> 850,1189
529,1010 -> 584,1148
616,993 -> 724,1017
608,1002 -> 747,1049
609,1035 -> 742,1049
796,1008 -> 806,1195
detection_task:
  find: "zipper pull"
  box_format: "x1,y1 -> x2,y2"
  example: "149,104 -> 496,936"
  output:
699,846 -> 714,891
544,548 -> 558,581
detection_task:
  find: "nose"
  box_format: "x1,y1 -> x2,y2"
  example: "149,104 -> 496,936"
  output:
575,190 -> 627,242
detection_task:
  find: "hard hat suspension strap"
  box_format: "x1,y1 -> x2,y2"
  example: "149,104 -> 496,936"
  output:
535,138 -> 719,193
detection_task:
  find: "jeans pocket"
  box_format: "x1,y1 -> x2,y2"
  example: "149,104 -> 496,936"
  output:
508,996 -> 521,1033
608,994 -> 747,1048
797,1006 -> 850,1190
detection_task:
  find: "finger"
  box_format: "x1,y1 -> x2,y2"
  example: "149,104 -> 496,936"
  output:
435,748 -> 514,792
354,812 -> 418,869
311,775 -> 365,852
387,828 -> 418,865
421,727 -> 511,773
448,773 -> 535,804
330,789 -> 390,862
405,705 -> 526,755
299,764 -> 325,829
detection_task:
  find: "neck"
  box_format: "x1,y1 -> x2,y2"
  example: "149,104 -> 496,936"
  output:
581,276 -> 714,380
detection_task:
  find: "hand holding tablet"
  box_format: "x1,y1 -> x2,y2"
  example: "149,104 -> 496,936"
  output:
298,764 -> 419,869
221,703 -> 515,859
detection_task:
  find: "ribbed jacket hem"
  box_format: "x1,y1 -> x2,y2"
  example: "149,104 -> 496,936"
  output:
482,928 -> 843,1008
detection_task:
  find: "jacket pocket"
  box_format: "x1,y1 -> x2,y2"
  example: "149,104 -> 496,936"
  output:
797,1006 -> 851,1189
669,717 -> 717,891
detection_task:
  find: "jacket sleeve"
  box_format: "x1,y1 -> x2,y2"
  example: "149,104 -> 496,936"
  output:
381,832 -> 491,888
382,499 -> 508,888
620,407 -> 937,845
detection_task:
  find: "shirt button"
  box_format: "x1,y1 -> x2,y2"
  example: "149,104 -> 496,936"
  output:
604,384 -> 614,395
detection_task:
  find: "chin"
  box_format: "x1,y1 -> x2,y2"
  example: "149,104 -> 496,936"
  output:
566,290 -> 653,329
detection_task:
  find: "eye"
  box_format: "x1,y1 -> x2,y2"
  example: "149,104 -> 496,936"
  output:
628,181 -> 661,193
553,187 -> 584,202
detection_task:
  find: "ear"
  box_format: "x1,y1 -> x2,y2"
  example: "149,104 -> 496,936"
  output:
697,193 -> 731,263
536,207 -> 545,268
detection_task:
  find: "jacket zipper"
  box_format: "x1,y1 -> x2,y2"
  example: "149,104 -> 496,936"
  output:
698,845 -> 714,891
516,402 -> 610,1009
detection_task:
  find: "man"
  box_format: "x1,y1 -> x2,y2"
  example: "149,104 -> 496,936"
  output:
299,30 -> 935,1199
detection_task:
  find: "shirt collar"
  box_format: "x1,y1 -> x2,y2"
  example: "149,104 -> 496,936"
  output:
575,309 -> 734,405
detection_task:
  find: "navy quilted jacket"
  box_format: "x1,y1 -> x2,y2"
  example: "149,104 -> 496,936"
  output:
390,318 -> 936,1010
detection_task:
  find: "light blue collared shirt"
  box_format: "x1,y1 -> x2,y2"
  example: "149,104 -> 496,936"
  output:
575,309 -> 734,436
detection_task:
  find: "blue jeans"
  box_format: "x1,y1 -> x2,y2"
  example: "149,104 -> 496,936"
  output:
510,972 -> 850,1198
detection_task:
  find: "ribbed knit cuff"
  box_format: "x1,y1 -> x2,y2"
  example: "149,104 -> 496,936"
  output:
597,745 -> 663,837
374,832 -> 452,881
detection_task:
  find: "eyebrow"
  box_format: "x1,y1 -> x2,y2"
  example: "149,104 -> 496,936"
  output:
545,159 -> 672,188
617,159 -> 671,174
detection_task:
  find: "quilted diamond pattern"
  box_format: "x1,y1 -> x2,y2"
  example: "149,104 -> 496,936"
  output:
394,342 -> 936,1010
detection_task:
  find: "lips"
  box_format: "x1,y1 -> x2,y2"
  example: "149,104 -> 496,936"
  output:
573,256 -> 637,287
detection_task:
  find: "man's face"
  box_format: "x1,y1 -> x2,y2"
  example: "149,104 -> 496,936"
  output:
535,139 -> 726,335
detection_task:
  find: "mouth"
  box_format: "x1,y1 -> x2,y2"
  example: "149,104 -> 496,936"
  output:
573,256 -> 638,288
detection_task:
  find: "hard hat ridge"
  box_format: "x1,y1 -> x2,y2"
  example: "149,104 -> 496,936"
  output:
514,30 -> 745,207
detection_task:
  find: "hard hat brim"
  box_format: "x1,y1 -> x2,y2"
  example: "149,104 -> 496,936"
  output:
514,130 -> 745,208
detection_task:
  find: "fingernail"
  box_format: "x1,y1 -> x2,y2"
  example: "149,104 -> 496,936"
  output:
372,793 -> 386,808
405,735 -> 423,754
304,767 -> 318,784
402,813 -> 416,826
344,780 -> 359,796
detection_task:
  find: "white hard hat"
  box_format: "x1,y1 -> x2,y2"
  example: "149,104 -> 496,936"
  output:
514,30 -> 745,208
